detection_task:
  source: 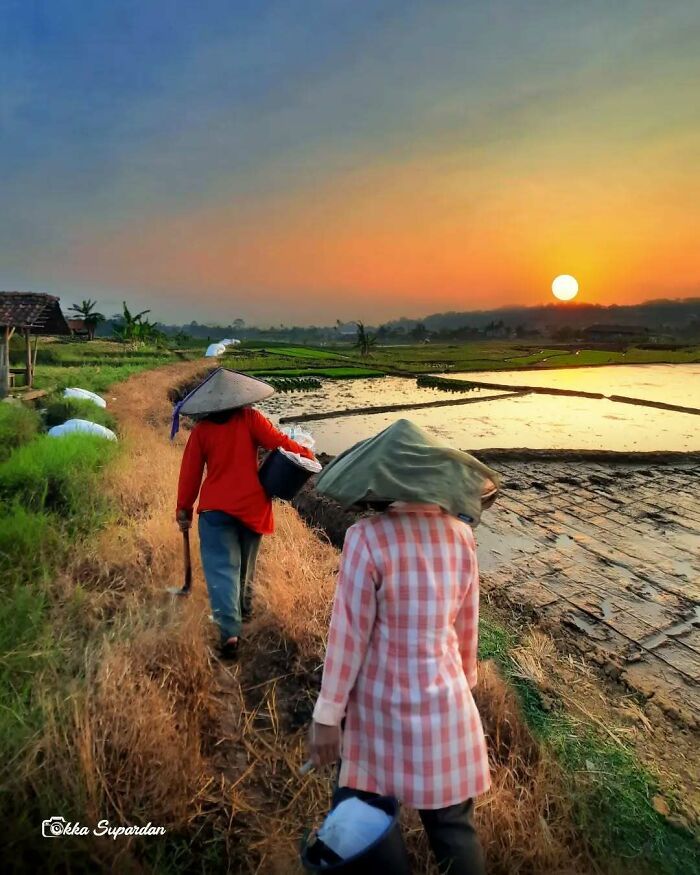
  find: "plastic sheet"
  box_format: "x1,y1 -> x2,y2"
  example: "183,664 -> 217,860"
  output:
281,425 -> 316,450
48,418 -> 117,441
63,387 -> 107,408
205,343 -> 227,357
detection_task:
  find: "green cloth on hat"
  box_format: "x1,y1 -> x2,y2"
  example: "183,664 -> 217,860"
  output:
315,418 -> 500,525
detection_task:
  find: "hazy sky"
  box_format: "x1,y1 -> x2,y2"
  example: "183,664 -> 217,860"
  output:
2,1 -> 699,325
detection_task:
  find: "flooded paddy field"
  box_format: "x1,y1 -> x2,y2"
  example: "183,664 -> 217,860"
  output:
448,362 -> 700,407
260,364 -> 700,454
294,455 -> 700,731
282,362 -> 700,738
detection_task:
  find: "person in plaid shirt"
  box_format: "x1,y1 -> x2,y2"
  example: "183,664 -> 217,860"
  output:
308,421 -> 498,874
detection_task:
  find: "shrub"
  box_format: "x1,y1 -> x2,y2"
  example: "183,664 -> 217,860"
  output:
0,403 -> 41,461
0,505 -> 61,588
43,396 -> 116,431
0,434 -> 117,522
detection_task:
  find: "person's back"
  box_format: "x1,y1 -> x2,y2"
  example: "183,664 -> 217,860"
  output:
333,504 -> 487,810
176,402 -> 314,658
178,406 -> 313,535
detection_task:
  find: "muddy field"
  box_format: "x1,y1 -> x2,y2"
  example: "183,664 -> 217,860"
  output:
294,454 -> 700,726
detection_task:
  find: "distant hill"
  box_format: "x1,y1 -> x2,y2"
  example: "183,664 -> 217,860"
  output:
94,297 -> 700,342
386,298 -> 700,333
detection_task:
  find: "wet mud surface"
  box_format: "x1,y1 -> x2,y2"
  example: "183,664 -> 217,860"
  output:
294,454 -> 700,728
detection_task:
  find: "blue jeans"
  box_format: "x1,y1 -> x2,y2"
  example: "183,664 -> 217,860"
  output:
198,511 -> 262,642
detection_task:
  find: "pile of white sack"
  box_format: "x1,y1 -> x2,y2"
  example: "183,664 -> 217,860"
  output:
48,419 -> 117,441
62,387 -> 107,408
47,388 -> 117,441
205,343 -> 227,358
205,338 -> 241,357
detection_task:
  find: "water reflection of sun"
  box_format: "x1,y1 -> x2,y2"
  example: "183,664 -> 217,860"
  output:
552,274 -> 579,301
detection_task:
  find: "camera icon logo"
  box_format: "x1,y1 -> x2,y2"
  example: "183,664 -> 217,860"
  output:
42,816 -> 67,838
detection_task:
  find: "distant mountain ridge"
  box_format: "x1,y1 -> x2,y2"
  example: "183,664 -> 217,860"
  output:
386,298 -> 700,332
94,296 -> 700,341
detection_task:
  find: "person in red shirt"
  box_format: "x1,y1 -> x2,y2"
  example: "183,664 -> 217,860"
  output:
176,405 -> 314,658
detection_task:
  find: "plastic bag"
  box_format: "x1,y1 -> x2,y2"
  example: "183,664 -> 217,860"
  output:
63,387 -> 107,408
317,797 -> 392,861
282,425 -> 316,450
278,448 -> 322,473
48,419 -> 117,441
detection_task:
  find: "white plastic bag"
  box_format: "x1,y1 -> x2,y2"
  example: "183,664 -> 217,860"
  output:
63,387 -> 107,408
281,425 -> 316,450
278,448 -> 321,473
48,418 -> 117,441
317,797 -> 392,861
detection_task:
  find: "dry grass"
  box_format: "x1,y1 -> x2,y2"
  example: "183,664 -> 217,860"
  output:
29,361 -> 599,873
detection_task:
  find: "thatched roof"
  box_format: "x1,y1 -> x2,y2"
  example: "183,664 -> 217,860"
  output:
0,292 -> 71,335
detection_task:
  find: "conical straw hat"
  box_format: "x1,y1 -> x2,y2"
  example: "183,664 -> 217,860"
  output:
179,368 -> 274,416
315,418 -> 500,525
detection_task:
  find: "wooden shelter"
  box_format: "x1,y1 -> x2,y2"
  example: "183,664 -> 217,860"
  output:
0,292 -> 70,395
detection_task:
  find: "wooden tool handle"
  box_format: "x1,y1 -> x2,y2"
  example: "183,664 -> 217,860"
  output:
182,528 -> 192,592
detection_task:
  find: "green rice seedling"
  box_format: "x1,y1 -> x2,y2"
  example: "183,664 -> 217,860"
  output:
0,505 -> 61,588
0,434 -> 117,523
0,403 -> 40,461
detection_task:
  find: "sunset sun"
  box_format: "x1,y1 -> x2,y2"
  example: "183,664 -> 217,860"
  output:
552,274 -> 579,301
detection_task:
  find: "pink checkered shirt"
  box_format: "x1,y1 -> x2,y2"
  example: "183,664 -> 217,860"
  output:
313,503 -> 490,809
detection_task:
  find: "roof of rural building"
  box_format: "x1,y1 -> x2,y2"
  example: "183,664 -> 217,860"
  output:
0,291 -> 71,335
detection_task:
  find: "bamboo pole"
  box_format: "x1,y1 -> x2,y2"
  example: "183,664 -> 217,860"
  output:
24,327 -> 33,388
0,326 -> 10,397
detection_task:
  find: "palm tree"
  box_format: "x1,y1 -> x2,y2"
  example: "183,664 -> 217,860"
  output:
69,298 -> 105,341
354,321 -> 377,357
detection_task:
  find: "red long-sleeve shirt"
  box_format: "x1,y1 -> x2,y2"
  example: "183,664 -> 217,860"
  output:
176,407 -> 314,534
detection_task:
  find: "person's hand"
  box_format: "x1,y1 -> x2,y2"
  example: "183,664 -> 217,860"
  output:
308,721 -> 341,768
176,510 -> 191,532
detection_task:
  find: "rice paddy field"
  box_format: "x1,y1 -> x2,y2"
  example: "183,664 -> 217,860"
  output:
1,339 -> 699,873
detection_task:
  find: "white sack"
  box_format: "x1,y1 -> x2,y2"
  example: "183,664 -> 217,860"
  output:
317,797 -> 392,861
278,448 -> 322,473
48,418 -> 117,441
63,387 -> 107,408
205,343 -> 227,357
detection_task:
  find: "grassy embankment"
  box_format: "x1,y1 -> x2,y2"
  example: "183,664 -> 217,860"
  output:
9,337 -> 200,394
0,409 -> 118,832
339,341 -> 700,373
1,343 -> 198,860
224,340 -> 700,381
